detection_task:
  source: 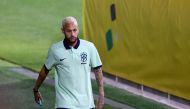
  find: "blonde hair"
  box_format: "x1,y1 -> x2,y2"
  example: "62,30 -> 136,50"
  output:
62,16 -> 78,28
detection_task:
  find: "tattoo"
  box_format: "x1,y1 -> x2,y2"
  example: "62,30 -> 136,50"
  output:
94,67 -> 104,96
94,67 -> 103,86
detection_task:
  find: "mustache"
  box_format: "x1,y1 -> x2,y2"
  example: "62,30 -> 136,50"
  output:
70,35 -> 76,38
65,36 -> 77,40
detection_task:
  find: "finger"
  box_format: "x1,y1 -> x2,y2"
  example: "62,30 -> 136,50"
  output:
38,99 -> 43,106
34,92 -> 41,102
38,93 -> 43,101
34,95 -> 39,102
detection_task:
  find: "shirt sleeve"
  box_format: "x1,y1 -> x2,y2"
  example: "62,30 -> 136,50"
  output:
44,46 -> 56,70
90,43 -> 102,68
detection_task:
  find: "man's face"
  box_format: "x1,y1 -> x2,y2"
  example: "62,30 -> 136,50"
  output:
62,22 -> 79,43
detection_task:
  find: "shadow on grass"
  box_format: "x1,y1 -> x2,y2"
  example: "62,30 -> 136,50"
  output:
0,67 -> 119,109
0,79 -> 55,109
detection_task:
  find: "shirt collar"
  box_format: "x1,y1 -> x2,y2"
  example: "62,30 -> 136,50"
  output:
63,38 -> 80,49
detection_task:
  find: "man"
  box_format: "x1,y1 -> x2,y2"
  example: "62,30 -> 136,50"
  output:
33,16 -> 104,109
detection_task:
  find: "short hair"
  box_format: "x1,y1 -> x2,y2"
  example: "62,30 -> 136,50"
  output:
62,16 -> 78,28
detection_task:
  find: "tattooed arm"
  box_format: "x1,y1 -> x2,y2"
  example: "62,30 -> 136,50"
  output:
94,67 -> 104,109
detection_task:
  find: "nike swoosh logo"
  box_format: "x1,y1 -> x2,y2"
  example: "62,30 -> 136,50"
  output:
60,58 -> 66,61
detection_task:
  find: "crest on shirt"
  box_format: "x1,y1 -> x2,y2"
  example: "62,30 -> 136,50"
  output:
80,52 -> 87,64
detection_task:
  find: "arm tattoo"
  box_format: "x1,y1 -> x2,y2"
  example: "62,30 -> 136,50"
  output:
94,67 -> 104,95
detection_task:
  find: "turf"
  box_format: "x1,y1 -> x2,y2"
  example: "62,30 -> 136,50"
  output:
0,0 -> 83,70
0,66 -> 119,109
0,59 -> 174,109
92,80 -> 174,109
0,67 -> 55,109
0,0 -> 176,108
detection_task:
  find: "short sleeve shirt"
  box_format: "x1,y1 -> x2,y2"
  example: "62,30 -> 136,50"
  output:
45,39 -> 102,109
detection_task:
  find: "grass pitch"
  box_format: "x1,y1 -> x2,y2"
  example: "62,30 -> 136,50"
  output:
0,0 -> 175,109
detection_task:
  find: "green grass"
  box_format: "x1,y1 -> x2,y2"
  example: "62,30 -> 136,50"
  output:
92,80 -> 174,109
0,66 -> 119,109
0,66 -> 174,109
0,0 -> 176,109
0,0 -> 83,70
0,67 -> 55,109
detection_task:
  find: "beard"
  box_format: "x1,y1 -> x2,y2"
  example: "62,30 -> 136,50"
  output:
65,35 -> 78,45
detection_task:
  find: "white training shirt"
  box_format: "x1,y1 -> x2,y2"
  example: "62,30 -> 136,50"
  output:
45,39 -> 102,109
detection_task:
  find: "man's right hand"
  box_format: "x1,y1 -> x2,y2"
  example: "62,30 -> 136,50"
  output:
33,88 -> 43,105
33,65 -> 49,105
